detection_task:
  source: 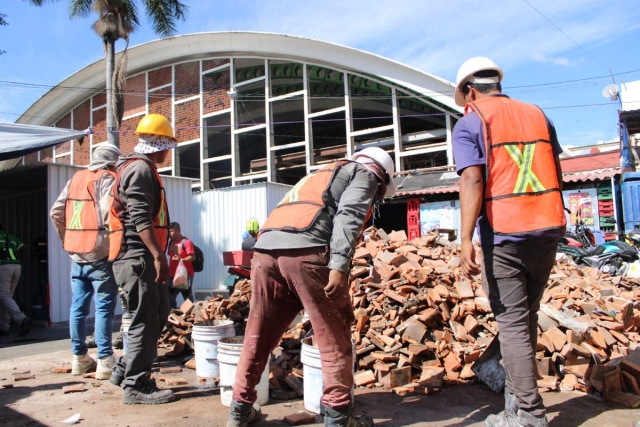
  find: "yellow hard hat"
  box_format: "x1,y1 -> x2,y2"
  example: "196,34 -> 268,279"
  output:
135,114 -> 176,141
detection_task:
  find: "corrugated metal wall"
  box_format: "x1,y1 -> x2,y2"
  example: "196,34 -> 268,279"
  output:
47,165 -> 193,323
192,182 -> 291,290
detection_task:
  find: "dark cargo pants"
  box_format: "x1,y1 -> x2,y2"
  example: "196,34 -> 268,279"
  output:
232,246 -> 355,409
482,239 -> 558,417
112,253 -> 170,388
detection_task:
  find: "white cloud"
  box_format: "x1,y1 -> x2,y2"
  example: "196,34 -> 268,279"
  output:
188,0 -> 640,80
531,53 -> 571,66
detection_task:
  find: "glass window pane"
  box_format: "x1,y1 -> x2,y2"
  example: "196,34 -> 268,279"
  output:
237,131 -> 267,176
236,80 -> 266,127
270,61 -> 304,97
204,113 -> 232,159
176,143 -> 201,180
234,58 -> 265,84
398,92 -> 447,149
350,75 -> 393,132
311,111 -> 347,163
271,96 -> 305,146
206,159 -> 231,190
402,150 -> 448,170
273,145 -> 307,186
307,65 -> 345,114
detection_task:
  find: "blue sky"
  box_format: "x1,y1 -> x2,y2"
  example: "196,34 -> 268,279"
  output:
1,0 -> 640,150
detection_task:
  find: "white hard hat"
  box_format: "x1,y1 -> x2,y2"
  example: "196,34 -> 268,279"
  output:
352,147 -> 396,197
455,57 -> 504,107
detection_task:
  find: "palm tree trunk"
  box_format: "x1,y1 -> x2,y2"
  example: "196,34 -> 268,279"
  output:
105,38 -> 119,147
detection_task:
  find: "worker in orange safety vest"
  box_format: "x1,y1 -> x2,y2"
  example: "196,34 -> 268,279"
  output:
50,144 -> 122,380
107,113 -> 175,405
452,57 -> 566,427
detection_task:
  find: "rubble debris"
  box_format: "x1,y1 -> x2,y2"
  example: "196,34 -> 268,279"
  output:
158,227 -> 640,406
53,367 -> 72,374
62,384 -> 86,394
284,412 -> 317,425
158,279 -> 251,354
13,373 -> 35,381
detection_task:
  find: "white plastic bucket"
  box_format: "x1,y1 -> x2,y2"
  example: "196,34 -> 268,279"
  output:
218,336 -> 269,407
121,316 -> 132,356
192,320 -> 235,378
301,337 -> 355,414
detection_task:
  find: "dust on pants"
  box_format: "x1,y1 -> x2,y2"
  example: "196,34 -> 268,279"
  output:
232,247 -> 354,410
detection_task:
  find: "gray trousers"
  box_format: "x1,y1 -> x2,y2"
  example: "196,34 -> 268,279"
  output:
482,239 -> 558,417
0,264 -> 26,331
112,253 -> 170,388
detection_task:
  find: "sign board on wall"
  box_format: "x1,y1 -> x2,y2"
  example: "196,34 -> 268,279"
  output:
562,188 -> 599,230
420,200 -> 458,236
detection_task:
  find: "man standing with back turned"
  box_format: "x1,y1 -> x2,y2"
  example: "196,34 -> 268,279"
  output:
108,113 -> 175,405
50,144 -> 121,379
226,147 -> 395,427
452,57 -> 565,427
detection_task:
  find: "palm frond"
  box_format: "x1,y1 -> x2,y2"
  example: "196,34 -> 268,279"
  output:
68,0 -> 93,18
142,0 -> 188,37
118,0 -> 140,35
24,0 -> 61,6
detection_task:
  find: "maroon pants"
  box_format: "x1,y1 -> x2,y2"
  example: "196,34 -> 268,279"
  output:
232,247 -> 354,409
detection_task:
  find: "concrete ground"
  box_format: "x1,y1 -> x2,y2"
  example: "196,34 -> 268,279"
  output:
1,345 -> 639,427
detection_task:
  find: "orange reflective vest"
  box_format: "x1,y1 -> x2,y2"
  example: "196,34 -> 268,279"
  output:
261,160 -> 376,236
63,169 -> 115,254
465,96 -> 566,235
108,159 -> 170,261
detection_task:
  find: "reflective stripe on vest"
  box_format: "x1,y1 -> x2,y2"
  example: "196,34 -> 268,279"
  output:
465,96 -> 566,235
261,160 -> 350,233
108,159 -> 170,261
63,169 -> 115,254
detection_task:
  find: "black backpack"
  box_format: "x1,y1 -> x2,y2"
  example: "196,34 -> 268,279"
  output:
181,238 -> 204,273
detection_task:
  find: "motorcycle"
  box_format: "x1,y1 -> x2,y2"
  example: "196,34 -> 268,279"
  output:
558,209 -> 638,275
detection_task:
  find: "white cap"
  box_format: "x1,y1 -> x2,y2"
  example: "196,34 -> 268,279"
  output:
352,147 -> 396,197
455,57 -> 504,106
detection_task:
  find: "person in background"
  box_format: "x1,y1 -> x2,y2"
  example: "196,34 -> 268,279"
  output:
0,228 -> 31,337
50,144 -> 121,378
167,222 -> 195,309
226,147 -> 395,427
241,219 -> 259,251
452,57 -> 565,427
108,113 -> 175,405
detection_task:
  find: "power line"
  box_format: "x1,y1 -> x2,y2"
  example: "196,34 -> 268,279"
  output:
522,0 -> 609,70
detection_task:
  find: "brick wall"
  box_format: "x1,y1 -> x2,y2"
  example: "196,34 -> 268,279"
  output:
73,100 -> 91,165
148,66 -> 172,89
175,61 -> 200,101
203,69 -> 231,114
123,74 -> 146,117
175,99 -> 200,142
93,107 -> 107,144
26,58 -> 239,175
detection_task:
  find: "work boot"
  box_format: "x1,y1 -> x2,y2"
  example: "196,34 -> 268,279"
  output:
123,377 -> 175,405
109,362 -> 125,387
86,333 -> 97,348
504,390 -> 517,417
323,405 -> 373,427
18,317 -> 32,338
226,400 -> 262,427
96,354 -> 116,380
72,354 -> 97,375
112,332 -> 124,349
485,409 -> 548,427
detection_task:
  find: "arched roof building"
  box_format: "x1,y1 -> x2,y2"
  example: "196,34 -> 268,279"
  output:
19,32 -> 461,191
